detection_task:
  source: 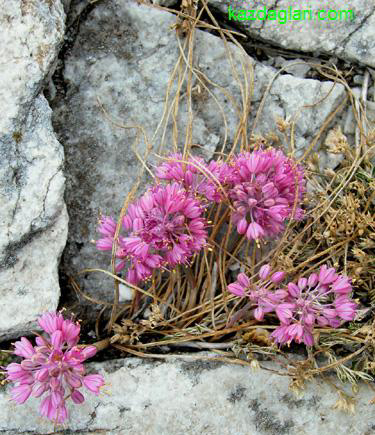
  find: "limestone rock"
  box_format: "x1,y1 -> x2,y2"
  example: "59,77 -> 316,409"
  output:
53,0 -> 345,306
62,0 -> 72,13
1,356 -> 374,434
0,0 -> 67,340
209,0 -> 375,68
274,58 -> 311,78
0,96 -> 68,340
0,0 -> 65,136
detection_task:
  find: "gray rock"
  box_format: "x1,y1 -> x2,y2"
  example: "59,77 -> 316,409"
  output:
0,96 -> 68,340
274,58 -> 311,78
53,0 -> 345,306
252,62 -> 345,156
0,0 -> 65,136
353,74 -> 365,85
1,356 -> 374,434
0,0 -> 67,339
62,0 -> 72,13
209,0 -> 375,68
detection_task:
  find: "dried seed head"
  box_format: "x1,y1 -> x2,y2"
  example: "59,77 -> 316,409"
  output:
242,328 -> 272,346
325,126 -> 349,154
324,168 -> 336,178
276,116 -> 290,133
352,247 -> 366,260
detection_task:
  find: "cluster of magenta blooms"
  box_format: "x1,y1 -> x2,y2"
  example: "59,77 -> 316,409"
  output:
96,148 -> 358,345
5,312 -> 105,423
228,264 -> 357,346
96,148 -> 306,284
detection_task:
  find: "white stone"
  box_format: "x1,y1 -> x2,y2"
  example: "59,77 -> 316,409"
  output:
0,0 -> 65,136
0,96 -> 68,340
275,58 -> 311,78
118,283 -> 133,302
1,357 -> 374,434
0,0 -> 67,339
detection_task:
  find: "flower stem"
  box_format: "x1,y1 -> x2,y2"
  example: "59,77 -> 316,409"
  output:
92,338 -> 111,352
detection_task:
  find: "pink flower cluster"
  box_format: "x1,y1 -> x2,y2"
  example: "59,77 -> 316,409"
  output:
96,148 -> 306,285
227,149 -> 306,240
155,152 -> 233,202
228,264 -> 357,346
97,183 -> 207,285
5,312 -> 105,424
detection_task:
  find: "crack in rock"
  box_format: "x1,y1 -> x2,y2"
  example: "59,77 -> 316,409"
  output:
341,6 -> 375,48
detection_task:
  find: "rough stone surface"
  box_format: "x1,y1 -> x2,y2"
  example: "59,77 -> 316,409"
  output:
53,0 -> 345,305
62,0 -> 72,13
0,96 -> 68,340
1,356 -> 375,434
273,58 -> 311,78
209,0 -> 375,68
0,1 -> 68,339
0,0 -> 65,136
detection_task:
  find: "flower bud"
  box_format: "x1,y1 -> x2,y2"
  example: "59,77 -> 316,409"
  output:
298,277 -> 307,290
259,264 -> 271,280
271,271 -> 285,284
307,273 -> 318,288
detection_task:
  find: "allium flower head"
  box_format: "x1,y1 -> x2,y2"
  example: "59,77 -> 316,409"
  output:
228,264 -> 287,321
5,312 -> 105,424
98,183 -> 207,285
228,149 -> 306,240
155,153 -> 232,202
228,264 -> 358,347
271,265 -> 358,346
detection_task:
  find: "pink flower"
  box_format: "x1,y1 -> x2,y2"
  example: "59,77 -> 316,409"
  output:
270,271 -> 286,284
318,265 -> 337,284
331,275 -> 352,294
71,390 -> 85,404
97,215 -> 117,237
246,222 -> 265,240
271,265 -> 357,346
5,312 -> 105,424
14,337 -> 35,359
271,324 -> 315,347
97,183 -> 207,285
10,384 -> 32,404
335,296 -> 358,321
155,153 -> 232,202
228,264 -> 287,320
275,303 -> 295,323
227,282 -> 246,297
229,264 -> 357,347
95,216 -> 118,251
38,312 -> 64,335
259,264 -> 271,280
228,149 -> 306,240
237,273 -> 250,288
82,374 -> 105,394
